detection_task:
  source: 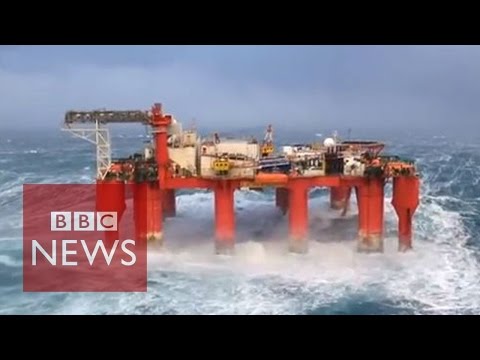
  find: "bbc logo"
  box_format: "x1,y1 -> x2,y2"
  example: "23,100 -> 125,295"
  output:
51,212 -> 117,231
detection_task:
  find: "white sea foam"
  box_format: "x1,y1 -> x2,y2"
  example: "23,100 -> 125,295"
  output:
16,188 -> 470,315
0,255 -> 21,268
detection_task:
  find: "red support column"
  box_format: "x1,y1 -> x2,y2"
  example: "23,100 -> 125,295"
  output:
163,189 -> 176,218
275,187 -> 289,215
214,181 -> 235,254
147,103 -> 170,246
355,186 -> 368,240
340,187 -> 352,217
147,181 -> 163,244
392,176 -> 420,252
96,179 -> 126,246
133,183 -> 148,245
150,103 -> 172,189
288,182 -> 309,253
355,178 -> 385,252
133,181 -> 163,246
330,186 -> 350,210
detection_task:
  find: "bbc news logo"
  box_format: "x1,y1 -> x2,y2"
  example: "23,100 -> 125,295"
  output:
32,212 -> 136,267
51,212 -> 118,231
23,184 -> 147,292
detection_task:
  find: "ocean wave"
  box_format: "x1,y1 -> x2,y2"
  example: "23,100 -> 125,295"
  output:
0,255 -> 21,268
0,137 -> 479,314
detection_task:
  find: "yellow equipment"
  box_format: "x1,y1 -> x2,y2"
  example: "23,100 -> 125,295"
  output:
213,157 -> 230,175
261,144 -> 274,157
261,124 -> 275,157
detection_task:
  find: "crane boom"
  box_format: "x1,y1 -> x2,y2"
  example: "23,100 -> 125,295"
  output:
62,109 -> 153,180
64,110 -> 150,125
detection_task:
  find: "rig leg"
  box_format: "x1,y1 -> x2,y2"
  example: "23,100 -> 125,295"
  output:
288,183 -> 309,253
275,187 -> 289,215
134,182 -> 163,246
340,187 -> 353,217
330,186 -> 350,210
214,182 -> 235,254
148,181 -> 163,244
96,179 -> 126,246
163,189 -> 176,218
392,176 -> 420,252
355,178 -> 385,253
133,183 -> 147,244
355,186 -> 368,242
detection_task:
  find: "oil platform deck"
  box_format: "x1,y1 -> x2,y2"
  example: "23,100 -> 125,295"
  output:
63,103 -> 420,254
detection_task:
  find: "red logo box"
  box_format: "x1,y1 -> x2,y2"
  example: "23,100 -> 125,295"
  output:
23,184 -> 147,292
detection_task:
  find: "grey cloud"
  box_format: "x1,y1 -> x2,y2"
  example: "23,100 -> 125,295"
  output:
1,46 -> 480,135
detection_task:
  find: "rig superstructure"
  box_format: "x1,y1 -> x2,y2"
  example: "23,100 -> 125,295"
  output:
63,103 -> 420,254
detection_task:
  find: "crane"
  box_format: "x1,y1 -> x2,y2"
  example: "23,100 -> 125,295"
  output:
62,109 -> 152,179
261,124 -> 274,157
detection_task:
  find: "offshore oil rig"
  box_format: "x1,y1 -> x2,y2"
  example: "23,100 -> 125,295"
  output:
63,103 -> 420,254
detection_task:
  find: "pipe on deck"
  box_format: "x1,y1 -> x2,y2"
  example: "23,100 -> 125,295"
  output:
255,172 -> 289,185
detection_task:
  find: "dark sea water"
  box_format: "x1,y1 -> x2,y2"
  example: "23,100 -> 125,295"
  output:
1,128 -> 479,315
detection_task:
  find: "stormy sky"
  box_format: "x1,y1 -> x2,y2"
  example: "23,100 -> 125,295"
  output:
0,45 -> 479,134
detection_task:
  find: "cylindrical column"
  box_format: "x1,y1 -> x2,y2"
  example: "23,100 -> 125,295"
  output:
151,104 -> 172,188
133,182 -> 148,245
398,211 -> 412,250
275,187 -> 289,215
214,182 -> 235,254
147,181 -> 163,244
340,187 -> 352,217
392,176 -> 420,252
163,189 -> 176,218
288,183 -> 309,253
96,179 -> 126,246
147,104 -> 170,246
355,186 -> 368,239
330,186 -> 350,210
356,178 -> 384,252
133,181 -> 163,246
